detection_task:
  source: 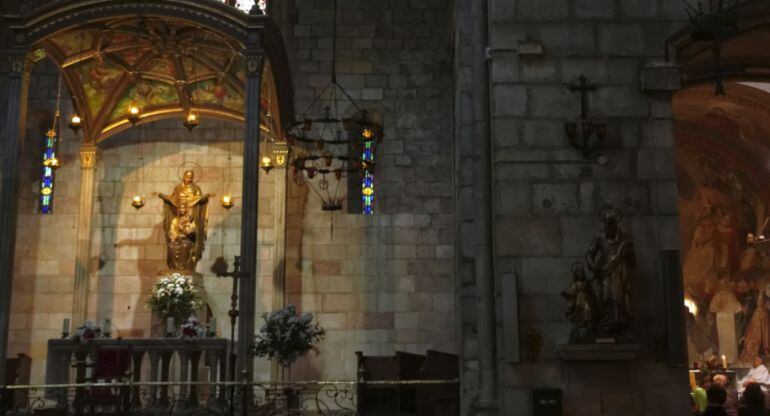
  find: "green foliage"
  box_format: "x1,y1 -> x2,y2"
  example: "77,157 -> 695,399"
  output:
250,305 -> 326,367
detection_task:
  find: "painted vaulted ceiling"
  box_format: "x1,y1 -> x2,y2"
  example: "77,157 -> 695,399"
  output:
37,16 -> 277,142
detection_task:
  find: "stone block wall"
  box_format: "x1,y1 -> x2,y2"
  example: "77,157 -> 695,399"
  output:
10,59 -> 279,383
455,0 -> 691,414
278,0 -> 456,380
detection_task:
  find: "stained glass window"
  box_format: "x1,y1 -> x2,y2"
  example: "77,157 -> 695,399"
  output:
220,0 -> 267,13
362,129 -> 375,215
40,129 -> 57,214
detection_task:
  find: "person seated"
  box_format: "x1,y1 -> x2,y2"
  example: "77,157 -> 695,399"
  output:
702,384 -> 729,416
739,357 -> 770,393
713,374 -> 738,415
738,383 -> 768,416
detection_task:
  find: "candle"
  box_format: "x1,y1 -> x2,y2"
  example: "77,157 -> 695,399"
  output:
166,317 -> 175,336
62,318 -> 70,334
689,371 -> 697,392
722,354 -> 728,369
210,317 -> 217,335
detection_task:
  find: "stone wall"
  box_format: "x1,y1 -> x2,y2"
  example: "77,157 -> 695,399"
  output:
278,0 -> 456,380
455,0 -> 691,415
10,59 -> 279,383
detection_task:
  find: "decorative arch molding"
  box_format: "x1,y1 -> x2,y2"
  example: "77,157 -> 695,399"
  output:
3,0 -> 294,143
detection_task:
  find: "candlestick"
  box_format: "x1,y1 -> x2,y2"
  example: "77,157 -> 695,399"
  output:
62,318 -> 70,338
166,317 -> 175,337
722,354 -> 727,369
104,319 -> 112,338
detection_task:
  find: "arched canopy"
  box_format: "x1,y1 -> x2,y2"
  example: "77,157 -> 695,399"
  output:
5,0 -> 293,143
670,0 -> 770,88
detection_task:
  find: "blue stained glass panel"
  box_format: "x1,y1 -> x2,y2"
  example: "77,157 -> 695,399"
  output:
40,131 -> 57,214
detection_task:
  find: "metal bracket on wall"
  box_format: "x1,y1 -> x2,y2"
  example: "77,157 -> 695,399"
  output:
485,41 -> 543,60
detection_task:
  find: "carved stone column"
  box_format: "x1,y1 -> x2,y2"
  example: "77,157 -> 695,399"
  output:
0,46 -> 31,379
238,41 -> 264,379
270,144 -> 289,381
72,145 -> 99,325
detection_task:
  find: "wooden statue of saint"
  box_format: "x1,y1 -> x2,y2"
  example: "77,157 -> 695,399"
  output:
154,169 -> 213,273
585,205 -> 635,338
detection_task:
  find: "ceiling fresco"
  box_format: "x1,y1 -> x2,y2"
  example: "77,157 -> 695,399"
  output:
37,16 -> 276,142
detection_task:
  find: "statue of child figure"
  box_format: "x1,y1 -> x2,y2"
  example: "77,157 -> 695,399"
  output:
562,261 -> 597,343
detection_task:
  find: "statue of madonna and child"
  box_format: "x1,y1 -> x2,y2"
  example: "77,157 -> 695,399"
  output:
149,168 -> 214,336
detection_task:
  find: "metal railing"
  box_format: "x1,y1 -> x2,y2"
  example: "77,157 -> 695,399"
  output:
0,379 -> 459,416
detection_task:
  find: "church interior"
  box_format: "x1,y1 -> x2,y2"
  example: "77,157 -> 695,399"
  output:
4,0 -> 770,415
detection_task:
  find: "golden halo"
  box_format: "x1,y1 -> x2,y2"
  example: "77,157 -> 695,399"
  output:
178,161 -> 203,182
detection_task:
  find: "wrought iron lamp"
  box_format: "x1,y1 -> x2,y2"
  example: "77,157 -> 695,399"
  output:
287,0 -> 383,214
565,75 -> 606,160
684,0 -> 741,95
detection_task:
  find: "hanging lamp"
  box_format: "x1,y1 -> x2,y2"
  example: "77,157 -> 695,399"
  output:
287,0 -> 383,214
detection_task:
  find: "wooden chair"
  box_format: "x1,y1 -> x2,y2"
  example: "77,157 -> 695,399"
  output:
415,350 -> 459,416
355,351 -> 426,415
3,354 -> 31,409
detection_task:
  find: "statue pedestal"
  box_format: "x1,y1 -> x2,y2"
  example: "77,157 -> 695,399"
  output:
559,343 -> 639,361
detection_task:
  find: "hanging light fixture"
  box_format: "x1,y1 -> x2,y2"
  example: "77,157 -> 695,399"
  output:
183,52 -> 201,132
44,75 -> 66,171
68,114 -> 82,133
131,116 -> 145,210
287,0 -> 383,214
183,111 -> 200,131
128,103 -> 141,125
131,194 -> 146,209
684,0 -> 741,95
221,155 -> 235,209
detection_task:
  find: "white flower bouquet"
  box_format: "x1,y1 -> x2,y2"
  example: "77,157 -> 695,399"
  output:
147,273 -> 201,323
250,305 -> 325,368
74,320 -> 102,343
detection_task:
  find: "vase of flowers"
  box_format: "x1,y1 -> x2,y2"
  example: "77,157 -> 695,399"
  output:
73,320 -> 102,344
250,306 -> 325,409
147,273 -> 201,333
180,316 -> 205,340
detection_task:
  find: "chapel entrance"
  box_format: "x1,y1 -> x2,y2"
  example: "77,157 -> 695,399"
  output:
0,0 -> 294,386
670,0 -> 770,386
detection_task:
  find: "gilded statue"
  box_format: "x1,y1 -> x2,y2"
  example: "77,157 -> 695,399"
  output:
562,262 -> 596,343
154,170 -> 212,273
585,205 -> 636,337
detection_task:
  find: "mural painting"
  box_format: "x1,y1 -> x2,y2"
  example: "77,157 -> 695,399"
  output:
678,137 -> 770,366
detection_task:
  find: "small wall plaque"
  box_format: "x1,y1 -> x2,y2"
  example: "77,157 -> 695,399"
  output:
533,388 -> 562,416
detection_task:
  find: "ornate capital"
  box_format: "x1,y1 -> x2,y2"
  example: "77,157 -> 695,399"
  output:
245,54 -> 264,77
8,54 -> 27,77
79,145 -> 99,169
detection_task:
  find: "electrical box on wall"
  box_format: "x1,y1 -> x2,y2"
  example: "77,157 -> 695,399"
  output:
533,389 -> 562,416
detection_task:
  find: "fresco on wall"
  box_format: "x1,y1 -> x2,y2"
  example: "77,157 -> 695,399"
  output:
75,59 -> 124,118
678,138 -> 770,366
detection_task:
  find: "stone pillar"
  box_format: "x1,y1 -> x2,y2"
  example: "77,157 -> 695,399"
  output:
238,39 -> 264,379
0,47 -> 31,378
271,144 -> 289,311
270,150 -> 289,381
71,145 -> 99,325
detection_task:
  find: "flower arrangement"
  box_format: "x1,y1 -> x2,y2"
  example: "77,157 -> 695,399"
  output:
250,305 -> 325,368
74,320 -> 102,343
147,273 -> 201,323
180,316 -> 205,340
